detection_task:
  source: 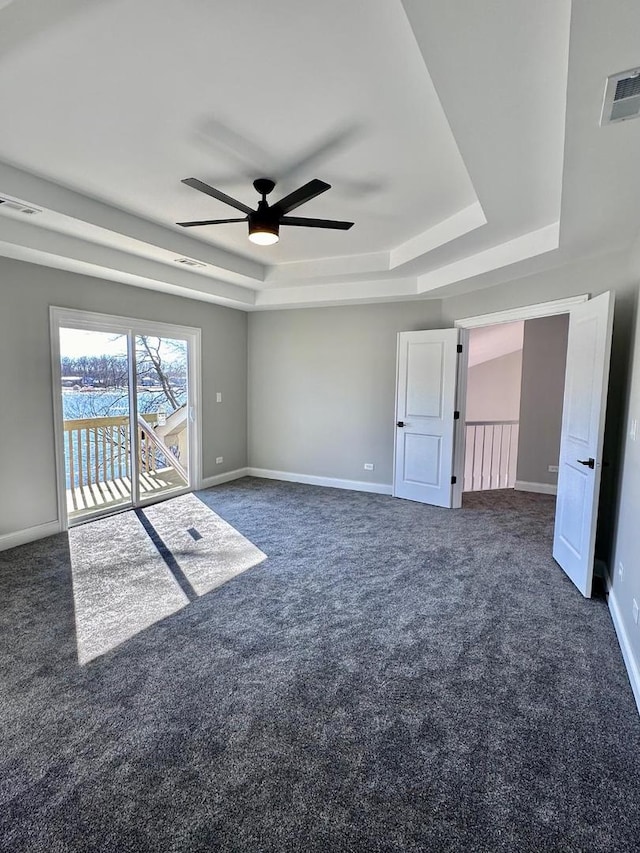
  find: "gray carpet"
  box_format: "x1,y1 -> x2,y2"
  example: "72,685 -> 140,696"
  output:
68,494 -> 266,663
1,479 -> 639,852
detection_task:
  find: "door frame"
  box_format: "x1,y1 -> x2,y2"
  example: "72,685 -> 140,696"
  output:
50,306 -> 202,531
451,294 -> 588,508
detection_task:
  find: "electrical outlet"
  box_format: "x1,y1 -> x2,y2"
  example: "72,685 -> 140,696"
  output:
633,599 -> 639,625
364,463 -> 374,471
216,392 -> 222,403
216,456 -> 223,464
618,561 -> 624,580
548,464 -> 559,473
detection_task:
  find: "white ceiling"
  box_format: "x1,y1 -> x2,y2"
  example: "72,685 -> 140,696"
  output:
0,0 -> 639,310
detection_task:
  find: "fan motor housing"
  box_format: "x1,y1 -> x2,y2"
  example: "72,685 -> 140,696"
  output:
253,178 -> 276,197
248,201 -> 279,242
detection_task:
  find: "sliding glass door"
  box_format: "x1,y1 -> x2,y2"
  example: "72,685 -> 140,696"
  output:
134,334 -> 190,504
59,327 -> 134,520
52,310 -> 199,526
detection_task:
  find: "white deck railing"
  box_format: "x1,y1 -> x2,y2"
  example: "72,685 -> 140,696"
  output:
463,421 -> 519,492
63,413 -> 186,489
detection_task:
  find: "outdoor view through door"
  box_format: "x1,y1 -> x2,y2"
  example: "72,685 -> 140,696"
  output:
59,325 -> 191,523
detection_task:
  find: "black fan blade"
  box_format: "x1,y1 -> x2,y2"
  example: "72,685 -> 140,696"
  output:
271,179 -> 331,216
181,178 -> 254,215
280,216 -> 354,230
177,217 -> 247,227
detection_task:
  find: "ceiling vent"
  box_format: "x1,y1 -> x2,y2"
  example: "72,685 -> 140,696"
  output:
173,256 -> 206,268
601,67 -> 640,124
0,197 -> 42,215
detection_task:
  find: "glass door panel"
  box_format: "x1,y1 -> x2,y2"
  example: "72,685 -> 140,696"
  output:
59,327 -> 133,522
134,334 -> 190,501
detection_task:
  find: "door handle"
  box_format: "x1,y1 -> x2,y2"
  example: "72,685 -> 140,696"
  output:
396,421 -> 405,428
577,458 -> 595,469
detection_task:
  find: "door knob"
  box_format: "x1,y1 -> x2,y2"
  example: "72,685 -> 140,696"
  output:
577,458 -> 595,469
396,421 -> 405,428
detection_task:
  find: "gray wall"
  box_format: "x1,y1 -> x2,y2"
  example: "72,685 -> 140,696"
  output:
466,350 -> 523,422
0,257 -> 247,536
248,300 -> 442,485
516,314 -> 569,486
610,286 -> 640,694
440,251 -> 635,327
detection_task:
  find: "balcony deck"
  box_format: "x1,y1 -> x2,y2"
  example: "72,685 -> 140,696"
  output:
67,467 -> 186,520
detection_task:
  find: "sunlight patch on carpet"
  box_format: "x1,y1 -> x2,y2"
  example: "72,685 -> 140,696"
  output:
68,493 -> 267,664
141,493 -> 267,596
69,511 -> 189,665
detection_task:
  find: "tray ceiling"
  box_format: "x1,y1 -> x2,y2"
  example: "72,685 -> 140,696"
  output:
0,0 -> 639,309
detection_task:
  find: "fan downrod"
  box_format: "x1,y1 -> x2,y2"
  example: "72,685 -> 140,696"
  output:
253,178 -> 276,198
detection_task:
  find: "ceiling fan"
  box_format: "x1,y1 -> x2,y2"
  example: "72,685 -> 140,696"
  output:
177,177 -> 354,245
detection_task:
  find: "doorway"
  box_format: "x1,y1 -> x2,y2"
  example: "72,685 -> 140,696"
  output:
457,293 -> 614,598
463,321 -> 524,493
393,293 -> 614,598
51,308 -> 201,527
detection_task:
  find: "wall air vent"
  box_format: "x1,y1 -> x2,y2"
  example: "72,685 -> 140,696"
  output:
173,256 -> 206,268
601,67 -> 640,125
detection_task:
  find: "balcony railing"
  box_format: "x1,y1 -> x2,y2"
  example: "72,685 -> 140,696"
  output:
63,412 -> 188,518
464,420 -> 519,492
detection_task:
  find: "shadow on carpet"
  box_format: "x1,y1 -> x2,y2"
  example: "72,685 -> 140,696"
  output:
67,493 -> 266,663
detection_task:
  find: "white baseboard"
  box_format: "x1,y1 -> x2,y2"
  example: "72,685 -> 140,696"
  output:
606,582 -> 640,717
0,520 -> 62,552
247,467 -> 393,496
514,480 -> 558,496
199,467 -> 249,490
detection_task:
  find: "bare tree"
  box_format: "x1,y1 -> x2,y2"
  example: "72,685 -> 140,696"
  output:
136,336 -> 182,410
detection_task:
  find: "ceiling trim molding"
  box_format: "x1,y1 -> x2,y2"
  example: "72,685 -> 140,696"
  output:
264,202 -> 487,284
0,234 -> 256,308
264,250 -> 391,284
254,277 -> 419,309
389,201 -> 486,269
417,222 -> 560,294
0,161 -> 265,285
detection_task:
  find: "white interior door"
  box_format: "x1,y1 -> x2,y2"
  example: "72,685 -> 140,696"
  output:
553,292 -> 614,597
393,329 -> 459,507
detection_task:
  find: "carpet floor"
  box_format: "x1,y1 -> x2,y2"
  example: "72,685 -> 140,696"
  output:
1,479 -> 639,852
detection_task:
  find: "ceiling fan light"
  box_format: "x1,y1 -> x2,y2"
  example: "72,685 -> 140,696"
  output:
248,228 -> 279,246
248,211 -> 279,245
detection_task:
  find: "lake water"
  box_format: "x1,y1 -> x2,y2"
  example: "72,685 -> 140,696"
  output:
62,389 -> 186,420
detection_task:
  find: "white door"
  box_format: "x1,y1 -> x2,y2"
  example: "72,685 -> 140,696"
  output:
553,292 -> 614,597
393,329 -> 459,507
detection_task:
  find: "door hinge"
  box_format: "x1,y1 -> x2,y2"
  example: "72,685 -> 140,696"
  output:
457,344 -> 463,353
453,410 -> 460,420
451,475 -> 457,485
